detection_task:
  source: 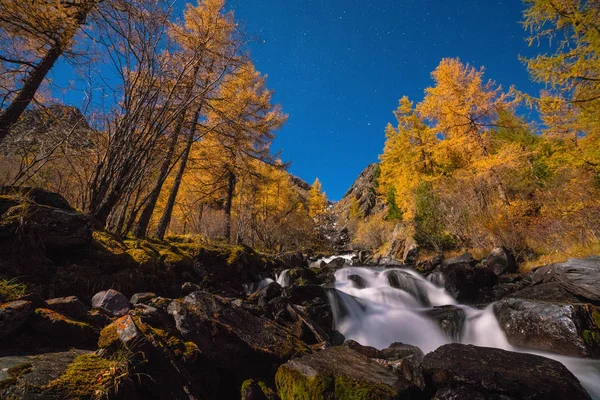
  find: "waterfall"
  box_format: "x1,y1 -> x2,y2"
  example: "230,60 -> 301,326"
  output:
329,266 -> 600,398
276,269 -> 291,287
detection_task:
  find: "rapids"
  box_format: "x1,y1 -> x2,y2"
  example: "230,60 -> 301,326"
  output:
329,265 -> 600,398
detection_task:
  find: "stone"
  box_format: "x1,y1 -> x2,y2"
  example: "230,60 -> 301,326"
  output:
343,339 -> 382,359
486,246 -> 518,275
30,308 -> 97,345
385,269 -> 430,306
181,282 -> 201,296
0,186 -> 74,211
275,346 -> 418,399
91,289 -> 130,317
493,298 -> 600,358
130,292 -> 157,305
0,300 -> 32,339
421,343 -> 591,400
380,342 -> 424,364
424,305 -> 467,342
167,291 -> 310,378
46,296 -> 89,321
432,254 -> 497,304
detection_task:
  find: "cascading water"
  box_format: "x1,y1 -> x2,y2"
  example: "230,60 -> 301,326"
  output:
329,266 -> 600,398
276,269 -> 291,287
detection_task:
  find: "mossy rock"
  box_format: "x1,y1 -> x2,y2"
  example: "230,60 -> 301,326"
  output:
30,308 -> 97,345
275,346 -> 415,400
126,248 -> 158,272
43,354 -> 127,399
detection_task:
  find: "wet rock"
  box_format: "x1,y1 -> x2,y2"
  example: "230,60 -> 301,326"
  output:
130,292 -> 156,305
424,305 -> 466,342
486,246 -> 518,275
277,251 -> 306,269
433,387 -> 489,399
46,296 -> 88,321
421,343 -> 591,400
30,308 -> 97,346
0,300 -> 32,339
380,342 -> 424,364
167,291 -> 310,378
91,289 -> 131,317
327,257 -> 348,270
348,274 -> 367,289
493,298 -> 600,358
275,346 -> 419,399
434,254 -> 497,304
385,270 -> 430,306
282,285 -> 339,340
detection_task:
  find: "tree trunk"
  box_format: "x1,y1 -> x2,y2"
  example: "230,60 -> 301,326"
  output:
0,45 -> 64,142
154,107 -> 201,240
132,115 -> 186,237
224,170 -> 237,243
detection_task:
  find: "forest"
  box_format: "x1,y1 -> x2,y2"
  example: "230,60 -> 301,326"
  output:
0,0 -> 599,262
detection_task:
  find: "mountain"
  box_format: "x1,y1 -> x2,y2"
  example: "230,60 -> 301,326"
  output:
334,163 -> 385,222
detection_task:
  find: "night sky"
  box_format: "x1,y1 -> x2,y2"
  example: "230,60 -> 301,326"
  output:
226,0 -> 544,200
50,0 -> 546,201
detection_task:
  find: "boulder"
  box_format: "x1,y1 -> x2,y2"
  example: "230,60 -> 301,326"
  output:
343,339 -> 382,359
0,201 -> 93,253
0,300 -> 32,339
423,305 -> 466,342
507,281 -> 582,304
421,343 -> 591,399
550,258 -> 600,305
30,308 -> 97,346
275,346 -> 419,399
380,342 -> 424,364
130,292 -> 157,305
493,298 -> 600,358
46,296 -> 88,321
249,281 -> 282,308
431,253 -> 497,304
167,291 -> 310,378
282,285 -> 338,340
0,186 -> 74,211
486,246 -> 518,275
348,274 -> 367,289
385,269 -> 430,306
91,289 -> 131,317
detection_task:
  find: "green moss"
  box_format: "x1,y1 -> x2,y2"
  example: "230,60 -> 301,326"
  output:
334,376 -> 397,399
0,277 -> 27,301
275,366 -> 335,400
126,248 -> 158,271
257,381 -> 277,399
44,354 -> 126,399
227,245 -> 247,265
583,330 -> 600,346
98,323 -> 119,349
592,310 -> 600,329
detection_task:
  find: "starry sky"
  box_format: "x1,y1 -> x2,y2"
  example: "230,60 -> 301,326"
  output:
225,0 -> 545,200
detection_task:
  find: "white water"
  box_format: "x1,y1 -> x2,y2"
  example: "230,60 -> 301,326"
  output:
330,266 -> 600,399
320,253 -> 356,264
276,269 -> 291,287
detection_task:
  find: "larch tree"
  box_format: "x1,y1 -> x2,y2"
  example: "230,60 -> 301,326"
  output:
307,178 -> 328,218
0,0 -> 97,142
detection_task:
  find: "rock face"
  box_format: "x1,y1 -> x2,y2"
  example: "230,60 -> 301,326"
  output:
91,289 -> 131,317
334,163 -> 385,222
493,298 -> 600,358
421,343 -> 591,400
275,346 -> 418,400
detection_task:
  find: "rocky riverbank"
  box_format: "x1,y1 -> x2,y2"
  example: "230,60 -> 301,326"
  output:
1,190 -> 600,399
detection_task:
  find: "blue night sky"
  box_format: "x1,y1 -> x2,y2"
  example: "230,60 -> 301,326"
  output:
224,0 -> 544,200
50,0 -> 546,201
